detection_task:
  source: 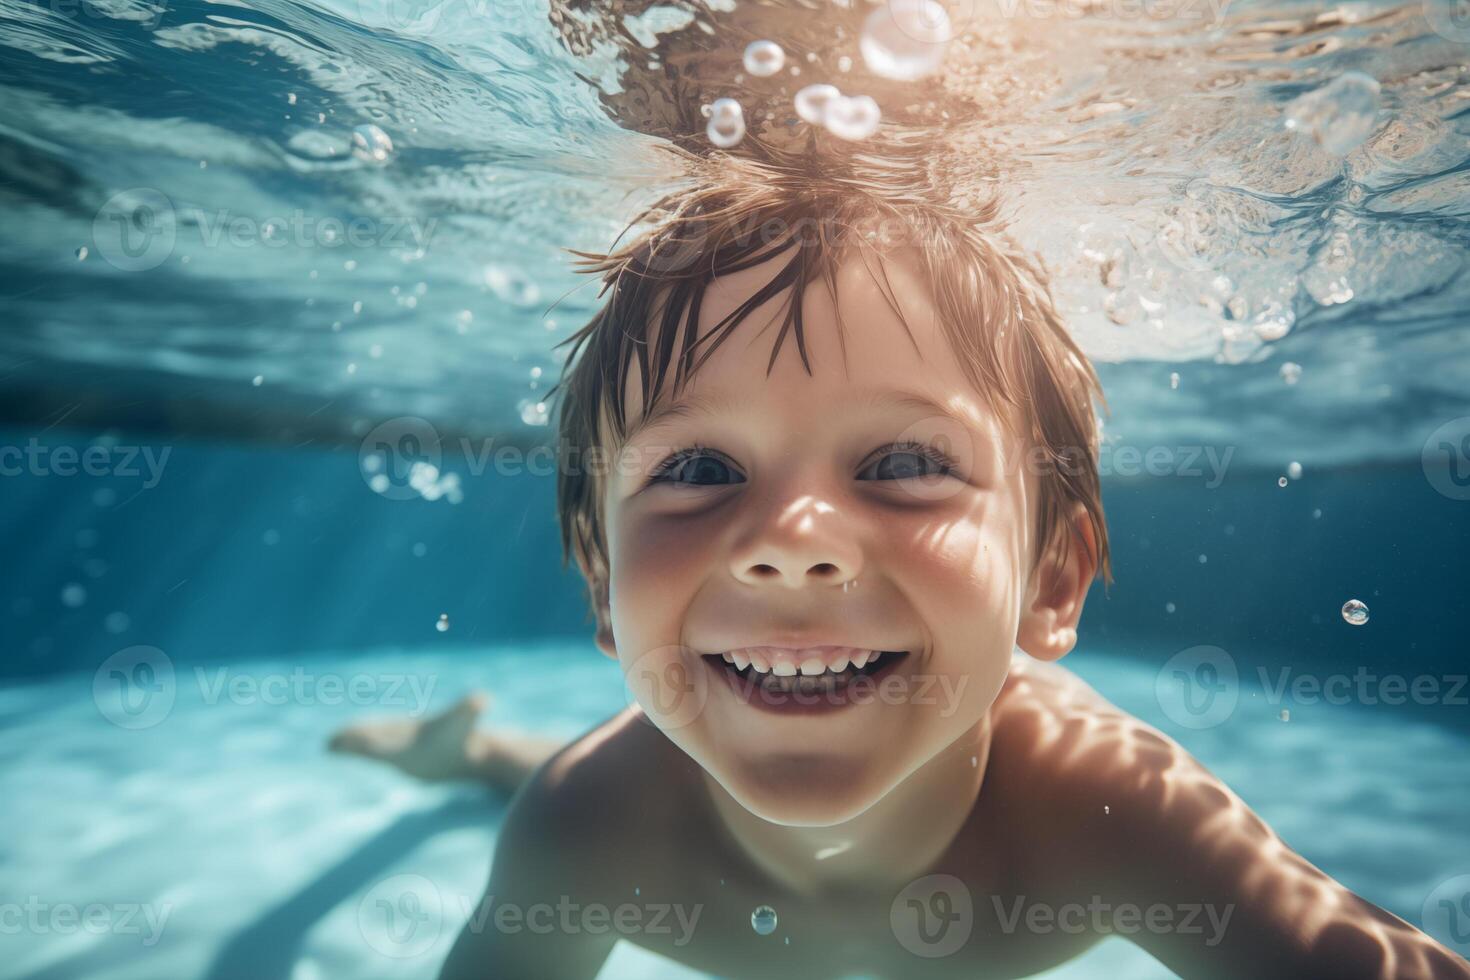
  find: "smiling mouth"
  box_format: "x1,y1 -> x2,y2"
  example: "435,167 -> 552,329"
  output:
701,648 -> 911,712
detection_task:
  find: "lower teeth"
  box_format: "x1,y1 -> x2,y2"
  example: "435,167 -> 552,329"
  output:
757,671 -> 847,695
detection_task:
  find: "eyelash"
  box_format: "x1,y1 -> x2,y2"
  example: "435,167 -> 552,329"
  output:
647,440 -> 958,484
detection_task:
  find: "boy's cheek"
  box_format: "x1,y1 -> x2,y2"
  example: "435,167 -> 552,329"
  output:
606,514 -> 714,649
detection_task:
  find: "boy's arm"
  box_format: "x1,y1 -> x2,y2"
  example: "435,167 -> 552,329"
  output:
438,756 -> 617,980
1110,747 -> 1469,979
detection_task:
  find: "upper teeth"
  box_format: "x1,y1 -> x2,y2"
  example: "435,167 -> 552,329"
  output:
721,650 -> 884,674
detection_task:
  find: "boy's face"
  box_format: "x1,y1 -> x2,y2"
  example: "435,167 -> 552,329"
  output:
600,245 -> 1088,826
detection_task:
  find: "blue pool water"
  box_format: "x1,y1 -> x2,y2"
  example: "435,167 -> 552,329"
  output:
3,0 -> 1470,975
4,642 -> 1467,979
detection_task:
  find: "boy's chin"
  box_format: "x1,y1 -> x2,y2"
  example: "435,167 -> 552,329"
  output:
706,752 -> 905,826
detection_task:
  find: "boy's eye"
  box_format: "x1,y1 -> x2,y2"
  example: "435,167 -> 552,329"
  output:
858,443 -> 956,482
650,450 -> 745,486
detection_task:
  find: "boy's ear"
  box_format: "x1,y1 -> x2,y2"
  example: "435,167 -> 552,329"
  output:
591,576 -> 617,660
1016,502 -> 1098,662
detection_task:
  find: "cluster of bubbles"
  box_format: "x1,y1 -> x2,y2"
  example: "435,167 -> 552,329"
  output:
1072,66 -> 1390,385
484,264 -> 541,309
709,4 -> 953,151
518,398 -> 551,426
360,453 -> 465,504
706,98 -> 747,149
351,124 -> 394,164
403,461 -> 463,503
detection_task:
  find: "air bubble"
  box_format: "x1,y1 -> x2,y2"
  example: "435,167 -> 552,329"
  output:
1252,314 -> 1293,342
860,0 -> 950,81
794,84 -> 841,125
436,613 -> 451,633
484,265 -> 541,308
1341,599 -> 1369,626
519,399 -> 550,426
743,40 -> 785,77
351,124 -> 394,164
1279,362 -> 1302,385
1287,461 -> 1302,480
824,95 -> 881,141
707,98 -> 745,148
751,905 -> 777,936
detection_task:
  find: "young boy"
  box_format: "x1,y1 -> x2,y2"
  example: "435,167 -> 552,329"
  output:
331,151 -> 1469,978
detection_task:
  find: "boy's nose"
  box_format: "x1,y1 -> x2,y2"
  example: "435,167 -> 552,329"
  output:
729,495 -> 863,589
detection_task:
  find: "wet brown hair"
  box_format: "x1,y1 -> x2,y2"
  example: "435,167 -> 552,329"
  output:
549,148 -> 1111,609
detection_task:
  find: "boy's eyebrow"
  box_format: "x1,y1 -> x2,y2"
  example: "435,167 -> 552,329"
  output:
622,385 -> 978,446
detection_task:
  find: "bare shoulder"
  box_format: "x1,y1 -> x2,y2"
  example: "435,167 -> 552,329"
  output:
984,656 -> 1470,979
439,708 -> 712,979
987,655 -> 1185,809
498,706 -> 707,884
987,654 -> 1300,871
